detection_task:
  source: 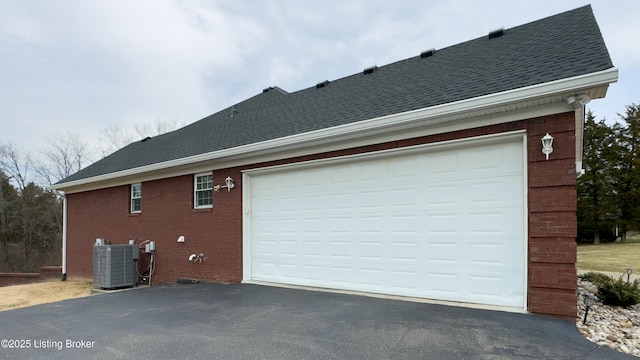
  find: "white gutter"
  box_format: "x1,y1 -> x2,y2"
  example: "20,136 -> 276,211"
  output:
50,67 -> 618,192
61,193 -> 67,281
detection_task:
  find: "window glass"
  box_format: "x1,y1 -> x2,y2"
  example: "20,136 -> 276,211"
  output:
131,183 -> 142,213
194,173 -> 213,208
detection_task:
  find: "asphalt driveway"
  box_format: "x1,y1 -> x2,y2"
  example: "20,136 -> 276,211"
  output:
0,283 -> 633,360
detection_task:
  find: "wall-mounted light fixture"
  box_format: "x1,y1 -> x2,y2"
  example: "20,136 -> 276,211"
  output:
214,176 -> 235,192
541,133 -> 554,160
567,95 -> 591,110
189,253 -> 205,262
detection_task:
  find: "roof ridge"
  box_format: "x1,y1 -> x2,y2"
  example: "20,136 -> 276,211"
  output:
284,5 -> 596,97
54,5 -> 613,187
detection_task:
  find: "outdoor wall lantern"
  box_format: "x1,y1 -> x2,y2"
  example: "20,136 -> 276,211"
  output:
582,294 -> 598,325
541,133 -> 554,160
214,176 -> 235,192
627,268 -> 633,283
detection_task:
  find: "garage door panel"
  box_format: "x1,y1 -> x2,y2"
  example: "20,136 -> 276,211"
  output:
427,272 -> 460,296
468,208 -> 523,238
391,157 -> 421,179
359,241 -> 384,262
357,161 -> 385,182
391,273 -> 422,292
389,243 -> 420,264
327,192 -> 353,211
390,188 -> 421,209
467,177 -> 522,206
425,240 -> 461,265
329,166 -> 353,185
428,152 -> 459,175
469,241 -> 520,270
469,147 -> 511,171
425,185 -> 460,207
467,272 -> 524,307
426,212 -> 459,234
358,189 -> 386,210
248,138 -> 525,308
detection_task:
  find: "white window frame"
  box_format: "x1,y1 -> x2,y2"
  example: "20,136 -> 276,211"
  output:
194,172 -> 213,209
131,183 -> 142,213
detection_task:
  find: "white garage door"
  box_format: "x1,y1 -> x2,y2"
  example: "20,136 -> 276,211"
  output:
243,135 -> 525,308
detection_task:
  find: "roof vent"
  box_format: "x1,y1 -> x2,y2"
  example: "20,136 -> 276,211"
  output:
141,136 -> 151,143
262,86 -> 274,93
315,80 -> 330,89
363,66 -> 378,75
420,48 -> 436,58
488,28 -> 505,39
230,105 -> 238,118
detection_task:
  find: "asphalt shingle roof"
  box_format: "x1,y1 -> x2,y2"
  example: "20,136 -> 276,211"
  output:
58,5 -> 613,185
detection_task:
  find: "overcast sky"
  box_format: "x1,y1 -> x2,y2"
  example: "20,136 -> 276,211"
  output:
1,1 -> 638,158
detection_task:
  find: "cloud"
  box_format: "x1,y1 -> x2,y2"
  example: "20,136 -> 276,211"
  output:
0,0 -> 267,145
0,0 -> 638,151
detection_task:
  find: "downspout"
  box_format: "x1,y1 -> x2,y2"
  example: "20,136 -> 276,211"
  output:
574,103 -> 586,178
61,193 -> 67,281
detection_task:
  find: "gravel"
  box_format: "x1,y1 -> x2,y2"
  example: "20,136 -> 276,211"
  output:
577,278 -> 640,357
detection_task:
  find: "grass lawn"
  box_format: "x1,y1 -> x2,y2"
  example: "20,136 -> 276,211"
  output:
0,280 -> 93,312
577,236 -> 640,274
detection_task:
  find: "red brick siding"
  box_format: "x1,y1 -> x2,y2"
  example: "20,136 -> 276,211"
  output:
526,113 -> 577,320
66,173 -> 243,284
66,111 -> 577,320
529,238 -> 576,264
527,286 -> 577,318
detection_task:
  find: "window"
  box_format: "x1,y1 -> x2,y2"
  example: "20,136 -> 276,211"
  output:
131,183 -> 142,213
194,173 -> 213,208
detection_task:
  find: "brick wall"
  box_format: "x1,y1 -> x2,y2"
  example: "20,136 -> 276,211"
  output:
526,113 -> 577,320
0,266 -> 63,287
66,173 -> 243,284
66,111 -> 577,320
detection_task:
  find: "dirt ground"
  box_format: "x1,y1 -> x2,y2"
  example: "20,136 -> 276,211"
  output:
0,280 -> 94,312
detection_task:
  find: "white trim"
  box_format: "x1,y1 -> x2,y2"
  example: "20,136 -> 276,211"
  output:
193,172 -> 213,209
51,67 -> 618,193
242,280 -> 527,314
130,183 -> 142,214
61,194 -> 67,279
243,130 -> 526,175
242,172 -> 252,282
242,131 -> 528,306
575,107 -> 586,177
521,134 -> 529,313
56,102 -> 566,195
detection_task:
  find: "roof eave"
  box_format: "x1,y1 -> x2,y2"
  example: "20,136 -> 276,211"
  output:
50,67 -> 618,193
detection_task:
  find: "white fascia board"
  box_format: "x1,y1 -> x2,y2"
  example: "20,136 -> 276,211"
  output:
51,67 -> 618,193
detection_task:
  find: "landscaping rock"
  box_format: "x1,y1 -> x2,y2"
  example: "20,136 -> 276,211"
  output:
577,278 -> 640,357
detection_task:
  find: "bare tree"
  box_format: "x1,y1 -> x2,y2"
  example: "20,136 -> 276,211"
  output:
16,183 -> 60,271
35,132 -> 94,186
133,119 -> 179,139
0,144 -> 62,272
98,119 -> 181,158
97,124 -> 133,158
0,143 -> 32,192
0,171 -> 17,271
